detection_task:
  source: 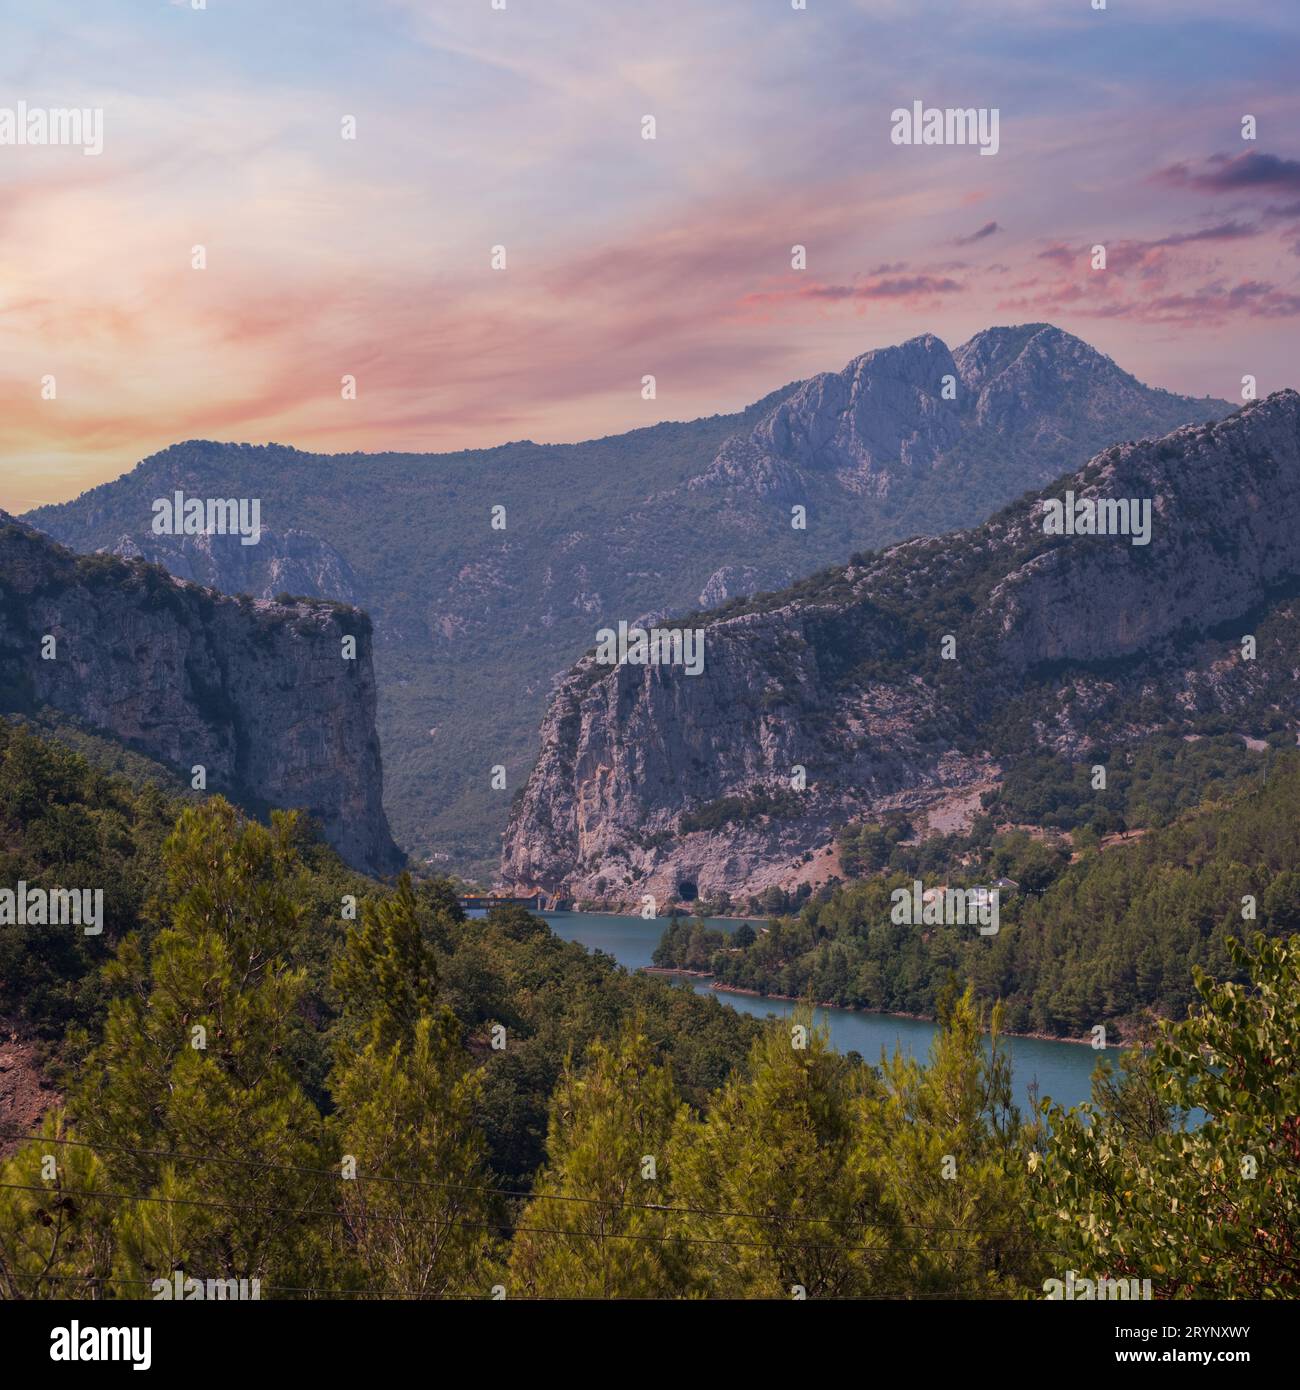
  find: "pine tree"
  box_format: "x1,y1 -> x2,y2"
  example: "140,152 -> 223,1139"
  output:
507,1018 -> 687,1299
331,1011 -> 502,1298
332,873 -> 441,1052
670,1012 -> 891,1299
329,875 -> 500,1297
0,1113 -> 113,1300
866,987 -> 1043,1297
71,799 -> 335,1295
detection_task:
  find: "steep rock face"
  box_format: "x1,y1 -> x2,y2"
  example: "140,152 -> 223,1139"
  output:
697,565 -> 781,609
994,418 -> 1296,667
723,334 -> 967,497
0,517 -> 401,875
503,392 -> 1300,906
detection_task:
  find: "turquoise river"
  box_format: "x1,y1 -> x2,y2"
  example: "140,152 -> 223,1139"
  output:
522,909 -> 1111,1111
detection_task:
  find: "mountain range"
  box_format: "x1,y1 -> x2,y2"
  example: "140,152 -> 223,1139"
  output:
24,324 -> 1232,878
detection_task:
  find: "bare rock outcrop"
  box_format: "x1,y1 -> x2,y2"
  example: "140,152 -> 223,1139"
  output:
504,392 -> 1300,907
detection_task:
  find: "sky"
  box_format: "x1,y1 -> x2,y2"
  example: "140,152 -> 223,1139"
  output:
0,0 -> 1297,512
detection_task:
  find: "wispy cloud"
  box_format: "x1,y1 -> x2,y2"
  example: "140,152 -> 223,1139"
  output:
954,221 -> 1002,245
0,0 -> 1297,509
1158,151 -> 1300,193
743,273 -> 965,308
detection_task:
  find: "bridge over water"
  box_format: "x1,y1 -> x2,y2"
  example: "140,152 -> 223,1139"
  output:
457,893 -> 549,912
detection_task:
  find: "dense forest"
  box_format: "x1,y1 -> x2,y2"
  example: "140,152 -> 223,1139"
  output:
0,720 -> 758,1186
0,720 -> 1295,1298
981,734 -> 1284,839
656,751 -> 1300,1040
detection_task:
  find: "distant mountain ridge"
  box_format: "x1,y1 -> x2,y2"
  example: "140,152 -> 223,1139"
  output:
689,325 -> 1226,529
0,515 -> 401,875
502,391 -> 1300,908
25,325 -> 1232,876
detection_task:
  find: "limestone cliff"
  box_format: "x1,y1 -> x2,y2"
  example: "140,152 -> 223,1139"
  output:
0,517 -> 401,875
503,391 -> 1300,907
108,527 -> 360,605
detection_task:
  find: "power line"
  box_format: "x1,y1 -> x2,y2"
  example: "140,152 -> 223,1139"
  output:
0,1181 -> 1062,1259
0,1125 -> 1060,1241
2,1270 -> 1041,1301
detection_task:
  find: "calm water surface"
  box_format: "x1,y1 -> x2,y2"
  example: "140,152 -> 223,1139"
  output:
528,909 -> 1109,1111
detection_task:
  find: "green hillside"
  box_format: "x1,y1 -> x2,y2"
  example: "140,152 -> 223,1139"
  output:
657,751 -> 1300,1039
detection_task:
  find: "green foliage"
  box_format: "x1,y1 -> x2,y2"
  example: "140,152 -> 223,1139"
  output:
738,883 -> 811,917
0,1113 -> 112,1300
502,992 -> 1043,1300
668,1015 -> 893,1299
0,722 -> 763,1196
673,760 -> 1300,1040
866,991 -> 1044,1297
446,907 -> 761,1187
331,874 -> 445,1052
985,735 -> 1269,834
1032,935 -> 1300,1298
330,1013 -> 502,1297
69,801 -> 335,1290
1,722 -> 1295,1299
507,1019 -> 688,1298
651,918 -> 729,971
679,786 -> 803,835
0,719 -> 181,1052
839,813 -> 915,877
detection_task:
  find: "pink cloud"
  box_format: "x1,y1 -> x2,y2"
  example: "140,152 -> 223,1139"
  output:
741,273 -> 965,309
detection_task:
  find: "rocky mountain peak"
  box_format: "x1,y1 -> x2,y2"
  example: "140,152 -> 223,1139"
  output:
952,322 -> 1074,388
693,324 -> 1230,505
742,332 -> 963,478
26,326 -> 1236,875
